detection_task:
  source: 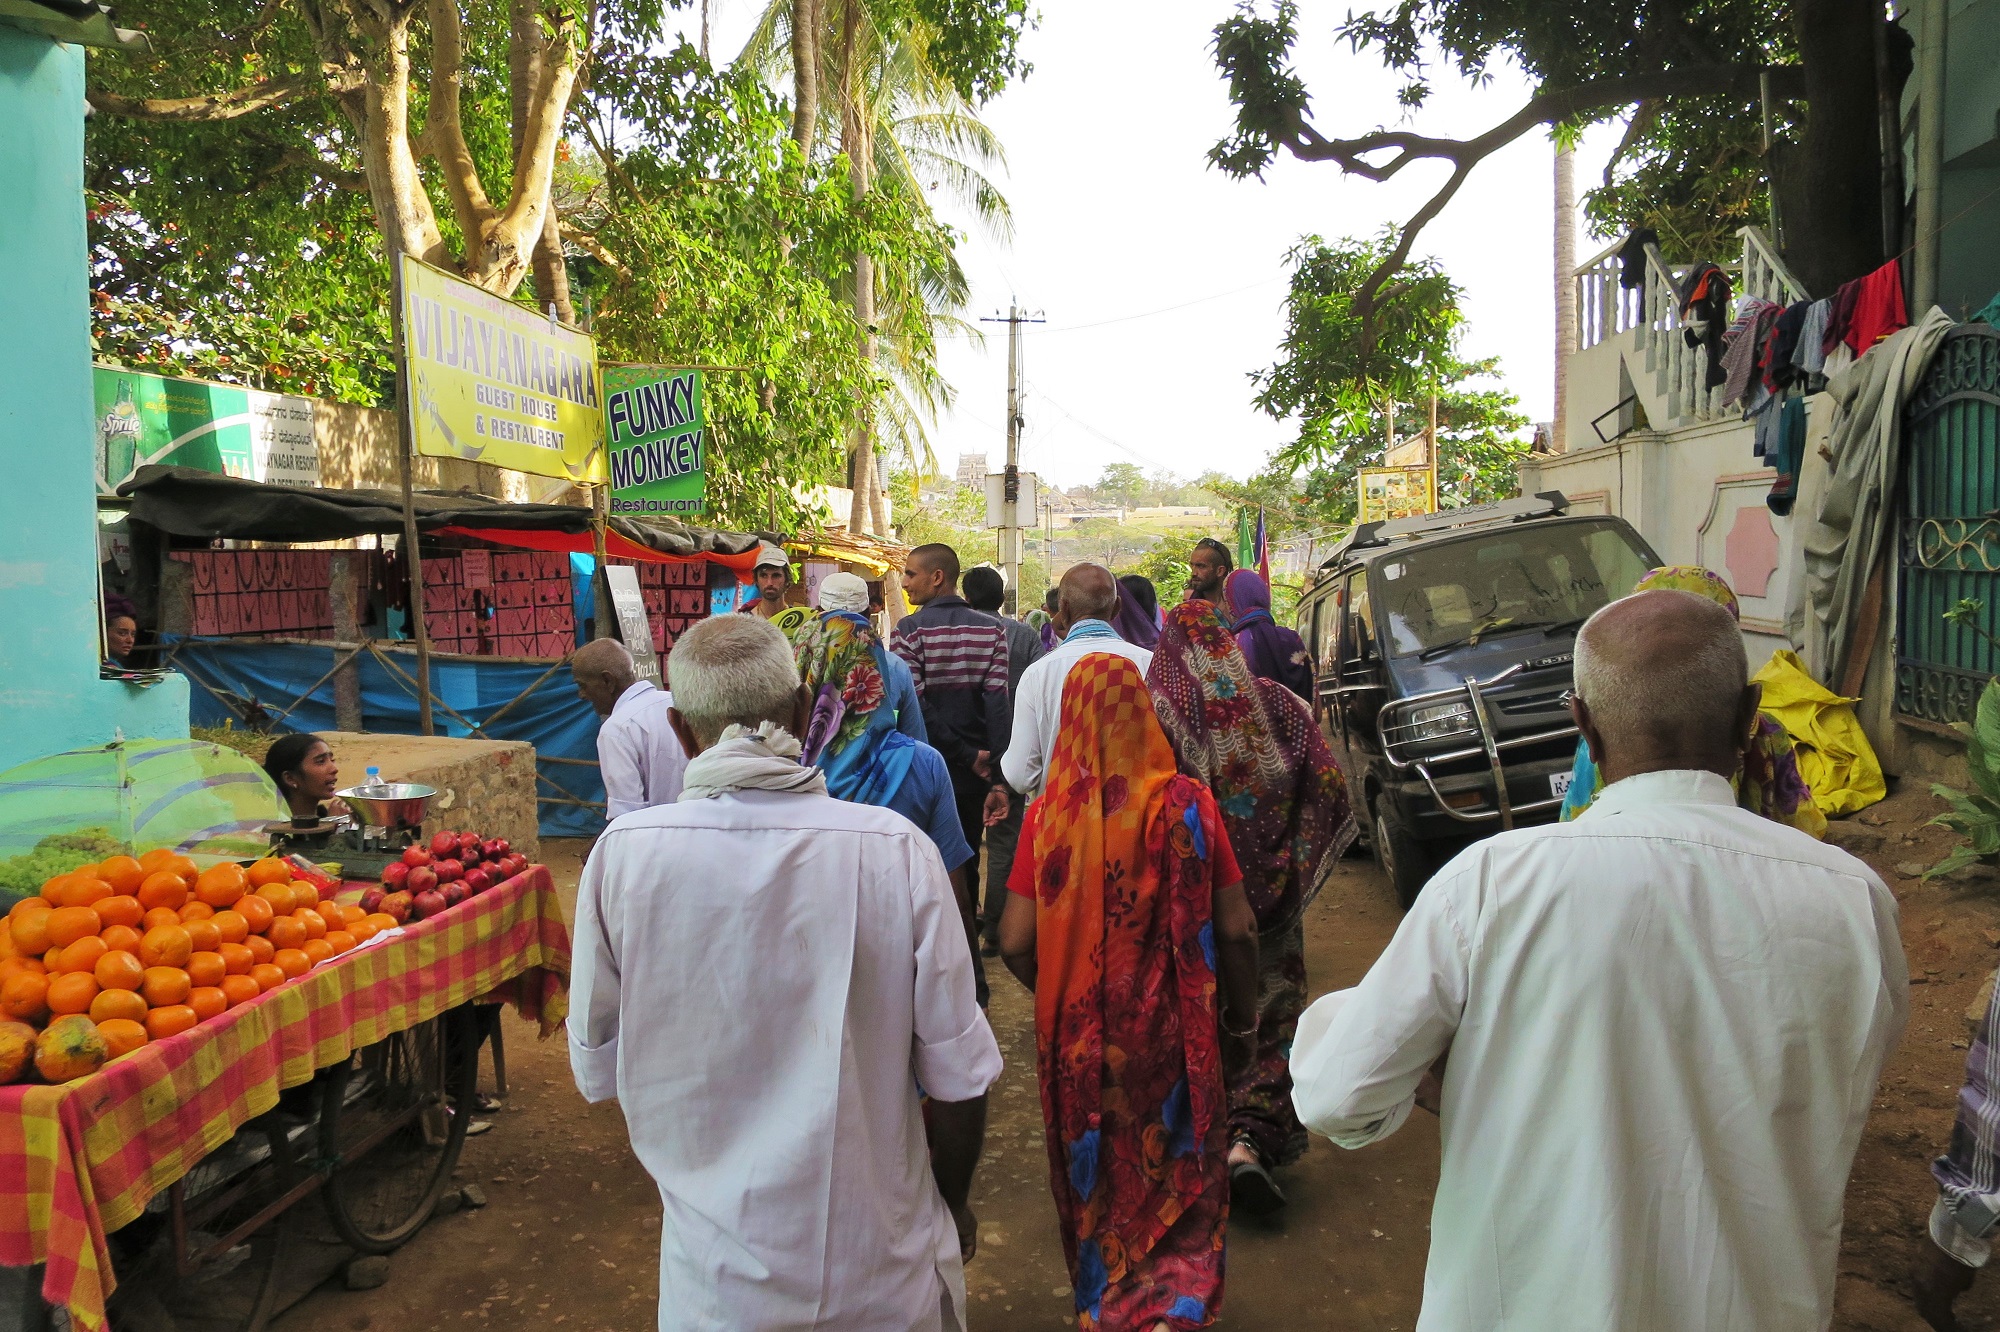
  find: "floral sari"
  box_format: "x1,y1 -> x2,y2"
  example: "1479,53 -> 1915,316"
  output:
793,611 -> 917,806
1010,652 -> 1237,1330
1148,600 -> 1356,1166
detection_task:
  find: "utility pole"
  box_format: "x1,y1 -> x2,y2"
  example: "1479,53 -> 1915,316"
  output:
1553,140 -> 1576,454
980,304 -> 1044,613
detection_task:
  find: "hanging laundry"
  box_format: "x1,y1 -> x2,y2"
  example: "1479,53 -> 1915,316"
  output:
1752,393 -> 1785,459
1792,299 -> 1832,380
1764,302 -> 1813,391
1618,228 -> 1660,290
1720,298 -> 1783,408
1973,289 -> 2000,328
1767,396 -> 1808,517
1678,263 -> 1734,387
1843,257 -> 1908,355
1821,280 -> 1862,358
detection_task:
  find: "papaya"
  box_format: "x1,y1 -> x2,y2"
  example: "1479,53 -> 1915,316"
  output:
0,1019 -> 34,1084
34,1014 -> 107,1084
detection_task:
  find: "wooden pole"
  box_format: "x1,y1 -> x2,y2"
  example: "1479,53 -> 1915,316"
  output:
329,552 -> 363,731
390,255 -> 435,736
591,483 -> 612,641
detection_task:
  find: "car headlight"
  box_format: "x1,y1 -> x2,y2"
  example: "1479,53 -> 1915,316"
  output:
1398,701 -> 1476,743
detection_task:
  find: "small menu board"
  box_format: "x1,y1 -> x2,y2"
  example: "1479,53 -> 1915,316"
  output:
601,564 -> 663,687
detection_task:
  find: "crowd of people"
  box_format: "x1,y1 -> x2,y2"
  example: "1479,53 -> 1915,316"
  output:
554,536 -> 1972,1332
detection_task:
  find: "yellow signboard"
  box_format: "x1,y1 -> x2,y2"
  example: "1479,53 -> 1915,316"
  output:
1358,465 -> 1437,523
400,255 -> 605,482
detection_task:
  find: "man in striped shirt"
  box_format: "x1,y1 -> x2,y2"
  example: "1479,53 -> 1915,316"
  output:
893,545 -> 1013,922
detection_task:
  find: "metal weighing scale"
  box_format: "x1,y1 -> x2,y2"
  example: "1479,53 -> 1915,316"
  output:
264,782 -> 438,881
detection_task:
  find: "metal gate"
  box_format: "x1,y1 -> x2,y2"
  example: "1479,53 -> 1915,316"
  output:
1896,324 -> 2000,725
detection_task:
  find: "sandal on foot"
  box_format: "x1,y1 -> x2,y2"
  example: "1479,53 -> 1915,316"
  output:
1230,1156 -> 1286,1215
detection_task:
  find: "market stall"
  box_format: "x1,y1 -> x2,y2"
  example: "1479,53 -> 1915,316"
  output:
0,771 -> 570,1331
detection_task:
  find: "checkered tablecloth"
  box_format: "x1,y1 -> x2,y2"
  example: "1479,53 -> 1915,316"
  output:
0,864 -> 570,1331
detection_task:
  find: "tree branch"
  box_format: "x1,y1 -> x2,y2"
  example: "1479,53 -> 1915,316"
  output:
270,148 -> 369,192
424,0 -> 496,244
560,221 -> 626,276
474,6 -> 579,290
1603,99 -> 1663,188
1279,64 -> 1803,319
88,69 -> 359,122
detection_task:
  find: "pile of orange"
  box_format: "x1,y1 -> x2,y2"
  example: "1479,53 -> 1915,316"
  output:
0,851 -> 398,1084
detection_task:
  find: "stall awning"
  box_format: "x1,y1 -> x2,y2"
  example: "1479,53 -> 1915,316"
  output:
784,527 -> 911,577
437,526 -> 762,572
121,466 -> 593,543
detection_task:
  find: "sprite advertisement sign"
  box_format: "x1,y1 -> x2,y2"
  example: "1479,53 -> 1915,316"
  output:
93,366 -> 319,494
604,366 -> 705,517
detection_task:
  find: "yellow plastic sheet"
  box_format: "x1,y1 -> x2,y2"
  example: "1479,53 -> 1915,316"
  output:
1750,649 -> 1886,816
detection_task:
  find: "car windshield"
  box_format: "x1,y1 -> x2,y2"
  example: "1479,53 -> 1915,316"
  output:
1373,519 -> 1655,657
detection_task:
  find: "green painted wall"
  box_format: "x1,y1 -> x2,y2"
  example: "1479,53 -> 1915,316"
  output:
0,26 -> 187,769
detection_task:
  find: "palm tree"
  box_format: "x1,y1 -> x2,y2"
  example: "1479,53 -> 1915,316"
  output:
739,0 -> 1011,538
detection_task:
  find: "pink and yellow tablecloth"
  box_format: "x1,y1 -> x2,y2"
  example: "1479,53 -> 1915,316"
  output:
0,864 -> 570,1330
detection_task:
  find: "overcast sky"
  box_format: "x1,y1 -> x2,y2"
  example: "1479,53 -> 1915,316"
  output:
688,1 -> 1625,490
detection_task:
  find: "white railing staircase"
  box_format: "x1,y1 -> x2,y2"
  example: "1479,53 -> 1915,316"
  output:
1573,227 -> 1809,431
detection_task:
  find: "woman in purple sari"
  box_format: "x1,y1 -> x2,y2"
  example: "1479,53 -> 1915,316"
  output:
1220,569 -> 1312,702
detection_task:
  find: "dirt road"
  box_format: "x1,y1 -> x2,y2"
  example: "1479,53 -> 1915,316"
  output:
269,805 -> 2000,1332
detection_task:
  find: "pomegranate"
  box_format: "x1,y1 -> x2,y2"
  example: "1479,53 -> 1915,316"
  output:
460,842 -> 482,866
359,885 -> 386,914
440,881 -> 469,908
431,832 -> 459,858
481,839 -> 508,862
379,891 -> 413,924
405,865 -> 438,896
401,846 -> 432,869
434,858 -> 463,884
411,889 -> 448,920
462,866 -> 493,895
378,862 -> 408,890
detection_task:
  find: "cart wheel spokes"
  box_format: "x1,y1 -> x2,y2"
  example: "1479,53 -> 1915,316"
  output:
318,1006 -> 477,1254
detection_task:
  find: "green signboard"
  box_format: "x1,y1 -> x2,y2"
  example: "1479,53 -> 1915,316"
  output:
604,365 -> 705,517
92,366 -> 318,495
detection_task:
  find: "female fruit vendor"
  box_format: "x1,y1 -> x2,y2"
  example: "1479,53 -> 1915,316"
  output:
263,734 -> 350,822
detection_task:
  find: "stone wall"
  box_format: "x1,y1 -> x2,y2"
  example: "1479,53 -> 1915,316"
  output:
313,399 -> 588,507
312,731 -> 539,861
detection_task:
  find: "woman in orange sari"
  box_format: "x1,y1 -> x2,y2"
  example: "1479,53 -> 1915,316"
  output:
997,653 -> 1261,1331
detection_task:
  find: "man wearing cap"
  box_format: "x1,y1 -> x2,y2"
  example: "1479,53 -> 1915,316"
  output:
740,547 -> 792,620
818,572 -> 925,742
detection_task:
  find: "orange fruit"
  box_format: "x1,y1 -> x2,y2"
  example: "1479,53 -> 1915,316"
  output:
94,950 -> 143,991
245,858 -> 292,888
254,884 -> 293,916
245,935 -> 275,965
183,918 -> 221,953
96,1017 -> 148,1058
211,910 -> 248,945
38,876 -> 79,909
10,907 -> 52,956
96,856 -> 144,895
99,924 -> 141,954
95,895 -> 143,929
364,913 -> 399,935
0,956 -> 45,983
46,972 -> 98,1016
187,987 -> 227,1021
273,949 -> 310,979
219,974 -> 261,1007
235,894 -> 275,934
195,863 -> 249,908
43,948 -> 59,969
300,939 -> 334,965
138,925 -> 192,969
140,966 -> 191,1007
178,900 -> 215,923
346,920 -> 377,945
141,907 -> 183,933
185,951 -> 225,988
144,1005 -> 199,1040
292,908 -> 327,942
136,873 -> 188,912
55,936 -> 108,976
323,930 -> 356,955
266,917 -> 306,952
294,882 -> 326,912
216,941 -> 254,975
248,962 -> 285,992
1,972 -> 49,1022
46,907 -> 102,949
89,988 -> 147,1024
9,896 -> 48,921
138,848 -> 175,873
160,855 -> 199,887
47,874 -> 111,909
341,904 -> 368,926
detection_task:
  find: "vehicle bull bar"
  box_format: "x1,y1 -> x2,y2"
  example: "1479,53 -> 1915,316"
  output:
1377,662 -> 1579,830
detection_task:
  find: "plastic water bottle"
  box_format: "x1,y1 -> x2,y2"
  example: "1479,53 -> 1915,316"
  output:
362,765 -> 389,795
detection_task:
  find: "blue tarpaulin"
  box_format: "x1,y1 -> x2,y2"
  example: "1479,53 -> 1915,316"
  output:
165,636 -> 607,837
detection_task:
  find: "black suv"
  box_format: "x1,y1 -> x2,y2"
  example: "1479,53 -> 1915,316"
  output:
1296,493 -> 1661,906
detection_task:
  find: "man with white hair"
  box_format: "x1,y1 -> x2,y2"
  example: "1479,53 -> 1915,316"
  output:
571,636 -> 686,818
1288,588 -> 1907,1330
569,614 -> 1002,1331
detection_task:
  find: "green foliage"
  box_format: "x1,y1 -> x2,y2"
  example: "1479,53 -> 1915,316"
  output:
1927,678 -> 2000,879
906,0 -> 1036,104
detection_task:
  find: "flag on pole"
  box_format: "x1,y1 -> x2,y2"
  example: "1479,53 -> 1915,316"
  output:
1255,506 -> 1270,584
1235,507 -> 1255,572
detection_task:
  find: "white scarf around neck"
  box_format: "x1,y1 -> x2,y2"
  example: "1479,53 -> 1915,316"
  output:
678,721 -> 829,800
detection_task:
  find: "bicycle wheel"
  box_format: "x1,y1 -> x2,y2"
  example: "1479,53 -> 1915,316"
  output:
317,1006 -> 477,1254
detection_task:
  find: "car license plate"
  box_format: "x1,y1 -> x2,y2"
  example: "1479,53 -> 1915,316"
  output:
1548,771 -> 1572,799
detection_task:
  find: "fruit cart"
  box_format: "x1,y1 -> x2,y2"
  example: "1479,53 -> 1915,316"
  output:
0,803 -> 569,1332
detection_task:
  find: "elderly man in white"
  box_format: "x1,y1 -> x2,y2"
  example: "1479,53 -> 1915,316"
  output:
1290,588 -> 1908,1331
1000,562 -> 1152,797
569,614 -> 1001,1332
571,637 -> 686,818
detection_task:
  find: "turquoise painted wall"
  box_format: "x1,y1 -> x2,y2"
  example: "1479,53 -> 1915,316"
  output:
0,26 -> 187,769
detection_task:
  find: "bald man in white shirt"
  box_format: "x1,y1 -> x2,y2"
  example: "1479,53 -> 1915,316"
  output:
572,638 -> 687,820
1290,588 -> 1908,1331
